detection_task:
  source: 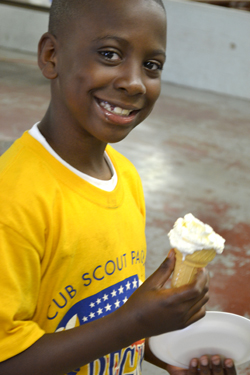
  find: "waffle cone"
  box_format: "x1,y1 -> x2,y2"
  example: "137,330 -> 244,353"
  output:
171,248 -> 216,288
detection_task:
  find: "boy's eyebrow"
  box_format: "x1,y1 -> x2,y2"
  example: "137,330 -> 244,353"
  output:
92,35 -> 129,46
92,35 -> 166,58
93,35 -> 125,42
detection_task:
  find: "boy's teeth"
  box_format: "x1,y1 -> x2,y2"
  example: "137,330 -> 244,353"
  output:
114,107 -> 122,114
100,101 -> 132,116
121,109 -> 131,116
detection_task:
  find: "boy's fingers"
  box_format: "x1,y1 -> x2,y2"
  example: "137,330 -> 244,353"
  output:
199,355 -> 211,375
198,356 -> 237,375
189,358 -> 199,375
224,359 -> 237,375
145,250 -> 176,288
185,283 -> 209,317
211,355 -> 224,375
169,268 -> 209,305
182,268 -> 209,301
184,305 -> 207,327
191,268 -> 209,295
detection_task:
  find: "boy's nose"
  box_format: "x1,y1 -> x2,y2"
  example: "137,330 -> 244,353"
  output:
114,64 -> 146,96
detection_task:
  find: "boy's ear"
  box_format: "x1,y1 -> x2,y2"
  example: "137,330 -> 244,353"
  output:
38,32 -> 58,79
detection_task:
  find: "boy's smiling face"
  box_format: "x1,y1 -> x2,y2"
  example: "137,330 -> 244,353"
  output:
49,0 -> 166,144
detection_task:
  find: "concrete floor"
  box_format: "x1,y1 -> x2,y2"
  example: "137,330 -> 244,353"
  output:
1,47 -> 250,374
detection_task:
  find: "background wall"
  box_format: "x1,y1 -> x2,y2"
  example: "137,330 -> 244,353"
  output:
0,2 -> 48,53
162,0 -> 250,100
0,0 -> 249,100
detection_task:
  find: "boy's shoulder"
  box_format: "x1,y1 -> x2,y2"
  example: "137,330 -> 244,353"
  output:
106,144 -> 139,177
0,132 -> 53,184
0,132 -> 64,214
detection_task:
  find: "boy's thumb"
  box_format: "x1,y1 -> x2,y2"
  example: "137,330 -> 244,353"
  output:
146,249 -> 176,288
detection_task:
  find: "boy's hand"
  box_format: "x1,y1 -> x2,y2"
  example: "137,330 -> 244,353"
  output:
167,356 -> 237,375
122,250 -> 209,341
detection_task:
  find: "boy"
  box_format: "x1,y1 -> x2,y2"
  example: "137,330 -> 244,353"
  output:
0,0 -> 236,374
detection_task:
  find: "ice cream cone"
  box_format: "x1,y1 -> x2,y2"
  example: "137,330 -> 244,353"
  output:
171,247 -> 216,288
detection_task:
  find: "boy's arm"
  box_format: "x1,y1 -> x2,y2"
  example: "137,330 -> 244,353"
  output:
0,253 -> 209,375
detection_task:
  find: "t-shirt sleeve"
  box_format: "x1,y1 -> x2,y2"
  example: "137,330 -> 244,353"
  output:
0,223 -> 45,362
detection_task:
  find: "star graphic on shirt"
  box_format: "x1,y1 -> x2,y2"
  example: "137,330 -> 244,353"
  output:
103,294 -> 109,301
56,276 -> 140,333
105,303 -> 112,312
126,281 -> 131,290
118,286 -> 124,294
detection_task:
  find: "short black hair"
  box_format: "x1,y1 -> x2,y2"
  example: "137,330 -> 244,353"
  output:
49,0 -> 165,37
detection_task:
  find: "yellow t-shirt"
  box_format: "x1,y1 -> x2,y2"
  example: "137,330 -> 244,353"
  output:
0,132 -> 146,375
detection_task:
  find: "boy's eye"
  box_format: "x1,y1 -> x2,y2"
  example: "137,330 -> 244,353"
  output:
144,61 -> 163,71
99,51 -> 120,62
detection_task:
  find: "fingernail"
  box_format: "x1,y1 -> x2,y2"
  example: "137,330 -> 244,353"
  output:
168,250 -> 175,258
225,359 -> 234,368
212,357 -> 220,366
200,357 -> 208,366
191,359 -> 198,367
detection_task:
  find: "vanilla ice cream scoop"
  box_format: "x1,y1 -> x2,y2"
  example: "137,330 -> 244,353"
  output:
168,213 -> 225,259
168,213 -> 225,287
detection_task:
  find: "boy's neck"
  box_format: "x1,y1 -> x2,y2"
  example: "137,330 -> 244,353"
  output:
38,113 -> 112,181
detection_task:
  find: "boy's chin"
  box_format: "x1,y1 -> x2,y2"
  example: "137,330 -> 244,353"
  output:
102,131 -> 134,144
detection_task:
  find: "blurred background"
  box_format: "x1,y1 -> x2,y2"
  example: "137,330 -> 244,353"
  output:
0,0 -> 250,374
